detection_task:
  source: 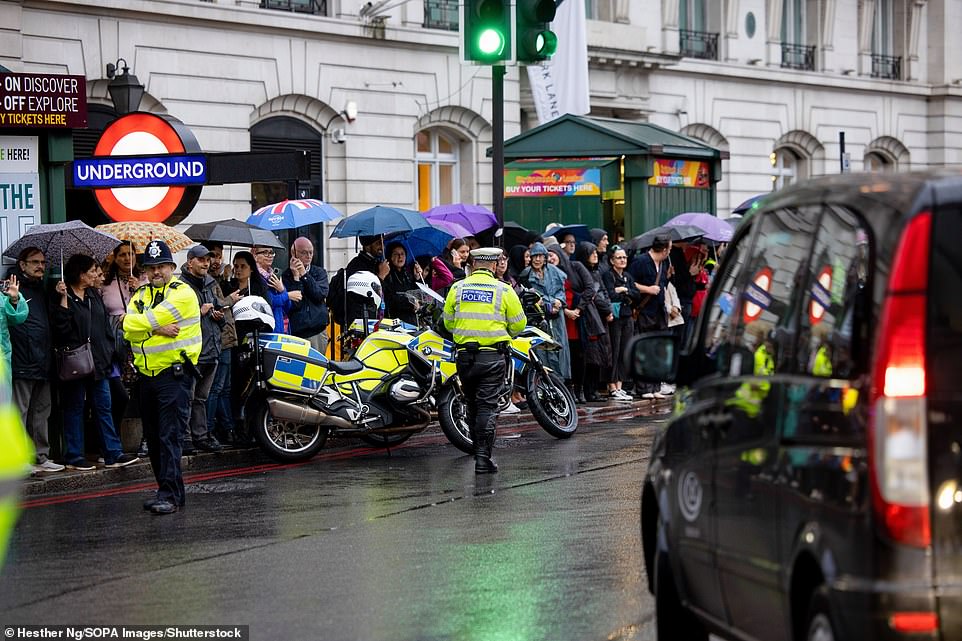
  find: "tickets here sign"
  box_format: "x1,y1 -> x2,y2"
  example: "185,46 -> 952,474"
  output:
0,73 -> 87,129
0,136 -> 40,262
504,167 -> 601,198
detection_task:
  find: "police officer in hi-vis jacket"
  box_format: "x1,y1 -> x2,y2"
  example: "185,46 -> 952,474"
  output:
443,248 -> 525,473
123,240 -> 201,515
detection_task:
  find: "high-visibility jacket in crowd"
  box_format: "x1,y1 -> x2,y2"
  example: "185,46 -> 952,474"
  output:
124,279 -> 202,376
0,355 -> 33,567
443,269 -> 526,347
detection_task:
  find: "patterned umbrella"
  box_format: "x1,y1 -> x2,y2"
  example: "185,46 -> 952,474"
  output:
95,221 -> 193,253
247,199 -> 343,231
3,220 -> 121,273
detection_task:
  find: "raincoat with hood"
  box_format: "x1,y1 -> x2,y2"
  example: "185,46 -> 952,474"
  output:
520,243 -> 570,380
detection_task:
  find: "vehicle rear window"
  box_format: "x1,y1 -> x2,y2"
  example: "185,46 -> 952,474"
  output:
929,206 -> 962,396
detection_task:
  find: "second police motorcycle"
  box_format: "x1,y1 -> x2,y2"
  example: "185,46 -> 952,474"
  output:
231,271 -> 578,462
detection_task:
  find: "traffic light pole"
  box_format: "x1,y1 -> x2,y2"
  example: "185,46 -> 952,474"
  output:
492,64 -> 505,247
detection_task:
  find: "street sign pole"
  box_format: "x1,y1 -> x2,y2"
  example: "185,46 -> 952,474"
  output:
492,64 -> 505,247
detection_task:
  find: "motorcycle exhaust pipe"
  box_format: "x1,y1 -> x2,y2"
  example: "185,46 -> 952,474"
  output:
267,397 -> 353,430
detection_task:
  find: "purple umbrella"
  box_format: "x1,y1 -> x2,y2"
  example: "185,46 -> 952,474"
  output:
424,203 -> 497,236
663,212 -> 734,242
425,217 -> 474,240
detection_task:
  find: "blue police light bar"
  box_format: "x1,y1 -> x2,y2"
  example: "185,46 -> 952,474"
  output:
73,154 -> 208,188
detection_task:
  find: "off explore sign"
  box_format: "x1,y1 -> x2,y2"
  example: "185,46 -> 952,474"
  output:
0,72 -> 87,129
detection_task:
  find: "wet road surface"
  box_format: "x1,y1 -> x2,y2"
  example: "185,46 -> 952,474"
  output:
1,407 -> 671,641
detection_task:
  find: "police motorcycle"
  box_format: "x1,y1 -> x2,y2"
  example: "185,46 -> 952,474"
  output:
390,286 -> 579,454
231,276 -> 459,462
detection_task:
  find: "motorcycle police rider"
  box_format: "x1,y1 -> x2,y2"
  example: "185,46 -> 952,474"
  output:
443,247 -> 525,473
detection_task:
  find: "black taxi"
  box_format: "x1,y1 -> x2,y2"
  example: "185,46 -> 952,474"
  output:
632,171 -> 962,641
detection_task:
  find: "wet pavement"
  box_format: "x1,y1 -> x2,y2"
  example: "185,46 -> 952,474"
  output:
2,398 -> 673,641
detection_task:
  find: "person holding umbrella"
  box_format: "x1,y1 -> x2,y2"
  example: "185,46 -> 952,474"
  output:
344,235 -> 389,327
381,241 -> 422,326
54,253 -> 138,471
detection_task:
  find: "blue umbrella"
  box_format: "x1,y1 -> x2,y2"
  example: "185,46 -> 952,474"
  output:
386,226 -> 453,263
330,205 -> 432,238
247,199 -> 343,231
548,223 -> 591,243
732,194 -> 766,215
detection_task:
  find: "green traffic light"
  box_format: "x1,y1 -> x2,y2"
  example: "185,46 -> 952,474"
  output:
536,30 -> 557,57
478,28 -> 505,56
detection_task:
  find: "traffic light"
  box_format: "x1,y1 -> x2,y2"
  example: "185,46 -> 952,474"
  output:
515,0 -> 557,64
460,0 -> 512,65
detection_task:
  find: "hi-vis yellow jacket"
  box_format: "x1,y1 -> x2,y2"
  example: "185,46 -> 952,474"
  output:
124,279 -> 201,376
443,269 -> 526,347
0,355 -> 33,567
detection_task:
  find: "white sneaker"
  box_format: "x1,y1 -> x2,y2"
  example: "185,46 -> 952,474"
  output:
652,392 -> 667,399
500,402 -> 521,415
36,460 -> 65,473
660,383 -> 676,395
642,392 -> 657,399
612,389 -> 633,402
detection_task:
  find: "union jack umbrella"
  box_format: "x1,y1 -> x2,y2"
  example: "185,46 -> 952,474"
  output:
246,198 -> 343,231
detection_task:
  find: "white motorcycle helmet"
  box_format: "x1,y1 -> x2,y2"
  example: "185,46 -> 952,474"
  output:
232,295 -> 275,331
346,271 -> 382,309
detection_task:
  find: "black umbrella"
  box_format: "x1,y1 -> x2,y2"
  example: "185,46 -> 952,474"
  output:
184,219 -> 283,249
496,220 -> 538,249
627,224 -> 703,252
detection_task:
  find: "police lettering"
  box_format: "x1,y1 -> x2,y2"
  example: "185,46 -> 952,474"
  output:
460,289 -> 493,304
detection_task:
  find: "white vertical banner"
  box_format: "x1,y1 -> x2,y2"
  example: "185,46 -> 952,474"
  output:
0,136 -> 40,264
526,0 -> 590,125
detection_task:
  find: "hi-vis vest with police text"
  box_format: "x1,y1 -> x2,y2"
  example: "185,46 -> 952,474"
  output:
123,279 -> 202,376
443,270 -> 526,346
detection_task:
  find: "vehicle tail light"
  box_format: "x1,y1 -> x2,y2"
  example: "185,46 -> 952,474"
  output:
868,212 -> 931,548
889,611 -> 939,634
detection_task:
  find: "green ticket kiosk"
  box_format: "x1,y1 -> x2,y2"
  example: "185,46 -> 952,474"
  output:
501,114 -> 727,240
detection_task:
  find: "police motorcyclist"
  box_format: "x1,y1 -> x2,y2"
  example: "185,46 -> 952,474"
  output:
122,240 -> 202,515
443,248 -> 526,473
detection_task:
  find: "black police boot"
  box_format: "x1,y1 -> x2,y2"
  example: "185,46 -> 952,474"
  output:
573,385 -> 587,405
474,431 -> 498,474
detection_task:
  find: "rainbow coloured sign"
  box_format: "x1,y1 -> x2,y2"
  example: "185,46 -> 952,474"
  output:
648,159 -> 711,189
504,167 -> 601,198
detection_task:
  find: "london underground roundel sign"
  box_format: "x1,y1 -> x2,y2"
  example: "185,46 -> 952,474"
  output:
92,113 -> 202,225
743,267 -> 774,324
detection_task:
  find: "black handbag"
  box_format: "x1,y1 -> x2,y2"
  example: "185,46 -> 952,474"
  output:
56,340 -> 94,381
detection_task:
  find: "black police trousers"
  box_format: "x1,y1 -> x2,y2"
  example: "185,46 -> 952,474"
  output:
140,366 -> 192,506
456,350 -> 508,443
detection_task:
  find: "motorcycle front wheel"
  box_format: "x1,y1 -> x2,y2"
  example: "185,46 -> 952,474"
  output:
437,387 -> 474,455
526,368 -> 578,438
253,404 -> 329,462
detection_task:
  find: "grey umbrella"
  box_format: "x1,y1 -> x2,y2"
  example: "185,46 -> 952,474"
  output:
627,224 -> 704,252
184,218 -> 283,249
3,220 -> 121,274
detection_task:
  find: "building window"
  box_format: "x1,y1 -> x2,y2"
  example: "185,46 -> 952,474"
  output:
871,0 -> 901,79
771,148 -> 804,190
680,0 -> 707,30
260,0 -> 327,15
781,0 -> 816,70
416,129 -> 459,211
424,0 -> 458,30
864,152 -> 893,173
585,0 -> 615,21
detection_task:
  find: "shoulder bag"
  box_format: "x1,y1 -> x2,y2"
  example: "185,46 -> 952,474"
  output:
57,339 -> 94,381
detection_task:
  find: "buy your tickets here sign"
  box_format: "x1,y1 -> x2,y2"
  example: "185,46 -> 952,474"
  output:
0,72 -> 87,129
504,167 -> 601,198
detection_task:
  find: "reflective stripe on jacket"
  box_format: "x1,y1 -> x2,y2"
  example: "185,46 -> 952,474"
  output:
443,269 -> 525,346
123,279 -> 202,376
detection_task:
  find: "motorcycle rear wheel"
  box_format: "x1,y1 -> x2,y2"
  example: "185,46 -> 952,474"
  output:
253,404 -> 329,462
437,387 -> 474,455
526,369 -> 578,438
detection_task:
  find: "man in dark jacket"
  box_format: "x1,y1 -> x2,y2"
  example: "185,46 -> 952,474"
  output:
282,237 -> 329,354
344,235 -> 388,327
7,248 -> 62,473
179,245 -> 225,452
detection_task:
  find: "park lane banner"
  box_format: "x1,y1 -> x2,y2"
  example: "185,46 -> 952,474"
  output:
0,72 -> 87,129
525,0 -> 590,125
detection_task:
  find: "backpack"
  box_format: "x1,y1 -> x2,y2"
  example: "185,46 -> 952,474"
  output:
327,267 -> 347,326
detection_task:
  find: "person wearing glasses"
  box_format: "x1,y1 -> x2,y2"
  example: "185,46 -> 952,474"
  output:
6,248 -> 54,472
602,246 -> 641,401
559,233 -> 578,257
282,237 -> 330,355
251,245 -> 300,334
